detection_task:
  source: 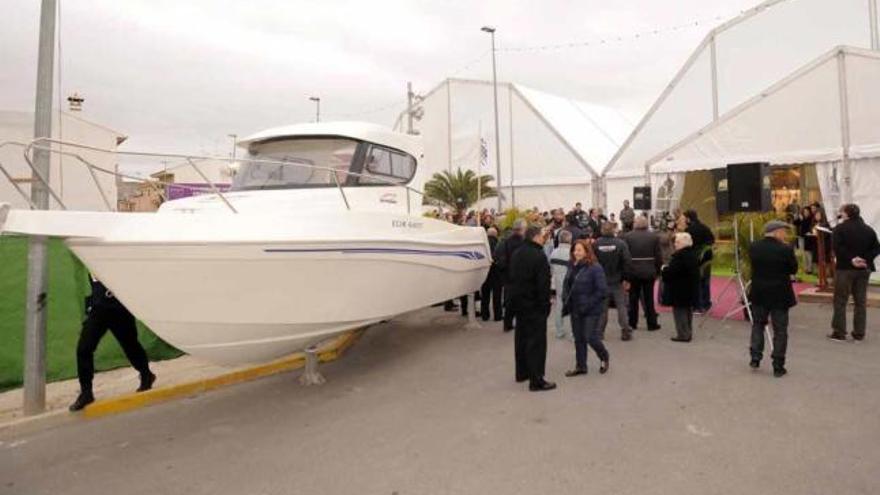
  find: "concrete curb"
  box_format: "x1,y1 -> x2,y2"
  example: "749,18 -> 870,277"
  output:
0,329 -> 365,437
799,287 -> 880,307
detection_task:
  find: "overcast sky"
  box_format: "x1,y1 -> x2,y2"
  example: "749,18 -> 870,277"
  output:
2,0 -> 759,170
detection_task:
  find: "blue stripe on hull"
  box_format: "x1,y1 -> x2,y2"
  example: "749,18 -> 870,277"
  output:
264,247 -> 486,261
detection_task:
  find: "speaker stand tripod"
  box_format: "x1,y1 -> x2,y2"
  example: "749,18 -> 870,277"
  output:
700,214 -> 754,327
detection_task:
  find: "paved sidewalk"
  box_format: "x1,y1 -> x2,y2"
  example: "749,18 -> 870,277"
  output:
0,356 -> 228,424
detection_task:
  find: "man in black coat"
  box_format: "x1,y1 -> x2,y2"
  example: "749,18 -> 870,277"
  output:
829,203 -> 880,342
495,219 -> 526,331
748,221 -> 799,377
509,225 -> 555,391
684,209 -> 715,312
480,227 -> 503,321
623,216 -> 663,331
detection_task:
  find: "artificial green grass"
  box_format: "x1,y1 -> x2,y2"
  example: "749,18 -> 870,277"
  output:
0,236 -> 182,392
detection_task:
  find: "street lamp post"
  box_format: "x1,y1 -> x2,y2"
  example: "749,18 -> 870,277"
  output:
309,96 -> 321,123
481,26 -> 503,212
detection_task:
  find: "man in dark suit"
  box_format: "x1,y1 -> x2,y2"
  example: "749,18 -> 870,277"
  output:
509,225 -> 555,392
748,221 -> 799,377
829,203 -> 880,342
623,216 -> 663,331
495,220 -> 526,331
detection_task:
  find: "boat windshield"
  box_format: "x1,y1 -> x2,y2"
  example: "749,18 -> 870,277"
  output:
231,138 -> 358,190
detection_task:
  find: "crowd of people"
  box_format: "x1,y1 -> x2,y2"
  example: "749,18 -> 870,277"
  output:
441,199 -> 879,392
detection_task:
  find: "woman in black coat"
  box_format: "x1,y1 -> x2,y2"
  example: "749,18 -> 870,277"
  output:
794,206 -> 814,273
562,240 -> 610,376
661,232 -> 700,342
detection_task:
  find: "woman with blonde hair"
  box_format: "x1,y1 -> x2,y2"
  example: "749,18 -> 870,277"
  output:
661,232 -> 700,342
562,239 -> 610,376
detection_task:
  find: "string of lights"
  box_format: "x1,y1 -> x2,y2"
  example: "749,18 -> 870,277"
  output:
498,10 -> 744,53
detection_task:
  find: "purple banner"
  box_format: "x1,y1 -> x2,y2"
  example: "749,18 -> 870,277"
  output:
166,183 -> 231,201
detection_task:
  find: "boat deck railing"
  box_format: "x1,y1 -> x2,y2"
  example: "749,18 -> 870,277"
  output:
0,138 -> 425,215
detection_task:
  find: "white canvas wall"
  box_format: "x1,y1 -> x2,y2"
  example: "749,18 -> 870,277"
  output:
604,0 -> 879,179
416,78 -> 631,212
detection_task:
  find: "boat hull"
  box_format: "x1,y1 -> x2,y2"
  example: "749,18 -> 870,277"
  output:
66,221 -> 489,363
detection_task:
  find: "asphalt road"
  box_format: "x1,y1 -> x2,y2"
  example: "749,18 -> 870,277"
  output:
2,303 -> 879,495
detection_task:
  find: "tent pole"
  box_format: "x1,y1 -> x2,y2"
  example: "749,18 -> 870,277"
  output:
446,80 -> 452,173
710,34 -> 720,120
870,0 -> 879,50
836,49 -> 853,204
508,85 -> 515,208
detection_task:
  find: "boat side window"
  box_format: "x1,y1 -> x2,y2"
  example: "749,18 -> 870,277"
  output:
361,145 -> 416,185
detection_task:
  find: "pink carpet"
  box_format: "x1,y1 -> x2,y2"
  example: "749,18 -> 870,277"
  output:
654,276 -> 813,321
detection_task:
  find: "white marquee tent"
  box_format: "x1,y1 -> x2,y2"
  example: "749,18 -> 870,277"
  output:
649,47 -> 880,230
601,0 -> 880,217
410,78 -> 633,211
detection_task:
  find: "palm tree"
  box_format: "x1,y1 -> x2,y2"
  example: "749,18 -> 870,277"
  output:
423,168 -> 499,217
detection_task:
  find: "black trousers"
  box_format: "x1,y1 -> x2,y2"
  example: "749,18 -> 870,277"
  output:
571,313 -> 608,370
628,277 -> 658,329
514,311 -> 548,386
503,284 -> 516,330
77,305 -> 150,393
750,305 -> 789,365
480,276 -> 503,321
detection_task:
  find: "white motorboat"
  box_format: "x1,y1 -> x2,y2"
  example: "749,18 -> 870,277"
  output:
0,122 -> 490,364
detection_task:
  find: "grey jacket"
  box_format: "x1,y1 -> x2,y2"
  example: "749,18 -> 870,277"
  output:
623,229 -> 663,280
595,235 -> 632,286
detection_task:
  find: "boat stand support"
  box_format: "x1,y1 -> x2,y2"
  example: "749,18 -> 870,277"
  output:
299,346 -> 326,386
465,293 -> 481,330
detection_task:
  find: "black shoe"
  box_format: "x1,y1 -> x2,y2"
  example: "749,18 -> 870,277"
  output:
773,367 -> 787,378
647,324 -> 661,331
529,381 -> 557,392
621,333 -> 633,342
750,358 -> 761,369
600,358 -> 610,374
827,333 -> 848,343
853,334 -> 865,341
137,371 -> 156,392
670,337 -> 692,343
516,376 -> 528,383
503,326 -> 514,333
493,317 -> 504,322
564,368 -> 587,377
69,391 -> 95,412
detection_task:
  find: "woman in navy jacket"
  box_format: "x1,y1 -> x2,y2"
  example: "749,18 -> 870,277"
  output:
562,239 -> 610,376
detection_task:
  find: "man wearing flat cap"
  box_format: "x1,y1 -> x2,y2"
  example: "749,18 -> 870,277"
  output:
748,220 -> 799,377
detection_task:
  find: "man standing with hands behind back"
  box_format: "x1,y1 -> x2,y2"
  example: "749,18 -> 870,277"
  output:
748,221 -> 799,377
829,204 -> 880,342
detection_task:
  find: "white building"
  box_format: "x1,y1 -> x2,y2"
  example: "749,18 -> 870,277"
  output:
0,110 -> 126,211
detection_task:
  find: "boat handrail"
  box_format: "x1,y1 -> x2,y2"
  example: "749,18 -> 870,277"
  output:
0,138 -> 425,214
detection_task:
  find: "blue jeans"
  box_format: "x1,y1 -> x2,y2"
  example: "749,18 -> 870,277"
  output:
571,313 -> 609,370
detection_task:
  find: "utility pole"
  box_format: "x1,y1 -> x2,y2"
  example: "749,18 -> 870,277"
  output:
24,0 -> 57,416
309,96 -> 321,123
481,26 -> 502,212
